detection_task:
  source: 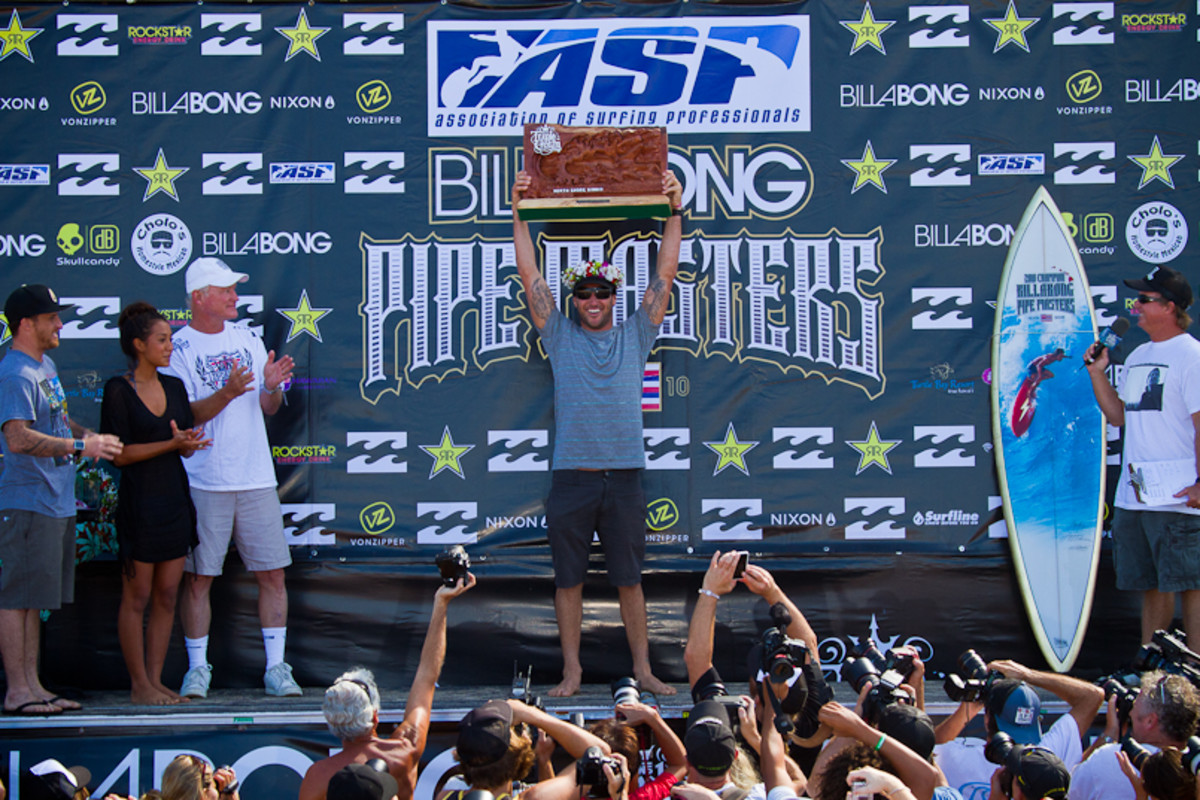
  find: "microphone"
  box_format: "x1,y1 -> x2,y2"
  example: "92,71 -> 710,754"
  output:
1084,317 -> 1130,365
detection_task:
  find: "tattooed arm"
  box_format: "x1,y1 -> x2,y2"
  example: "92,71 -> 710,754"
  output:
513,171 -> 556,331
642,170 -> 683,326
3,419 -> 121,460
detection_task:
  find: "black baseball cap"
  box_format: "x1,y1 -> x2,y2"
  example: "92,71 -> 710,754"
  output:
327,762 -> 400,800
684,700 -> 738,776
1125,265 -> 1194,310
1012,747 -> 1069,800
456,699 -> 513,767
4,284 -> 72,330
877,704 -> 936,761
21,758 -> 91,800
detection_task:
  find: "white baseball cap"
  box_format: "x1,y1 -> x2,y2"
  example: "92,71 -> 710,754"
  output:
186,257 -> 248,294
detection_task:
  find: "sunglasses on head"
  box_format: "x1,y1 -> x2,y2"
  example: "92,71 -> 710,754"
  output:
1137,293 -> 1169,305
573,286 -> 612,300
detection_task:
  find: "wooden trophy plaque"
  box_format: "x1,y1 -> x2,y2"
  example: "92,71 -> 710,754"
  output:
517,123 -> 671,221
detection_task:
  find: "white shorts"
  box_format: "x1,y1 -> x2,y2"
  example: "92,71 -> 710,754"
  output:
186,487 -> 291,575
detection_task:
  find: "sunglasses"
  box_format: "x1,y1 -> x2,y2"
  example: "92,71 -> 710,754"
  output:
1137,294 -> 1169,305
573,287 -> 613,300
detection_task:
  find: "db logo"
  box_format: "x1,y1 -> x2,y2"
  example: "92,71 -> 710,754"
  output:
359,501 -> 395,534
645,498 -> 679,532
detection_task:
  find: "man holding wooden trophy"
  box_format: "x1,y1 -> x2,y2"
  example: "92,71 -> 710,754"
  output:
512,123 -> 682,697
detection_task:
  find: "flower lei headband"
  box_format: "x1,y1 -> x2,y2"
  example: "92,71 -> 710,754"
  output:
561,260 -> 623,290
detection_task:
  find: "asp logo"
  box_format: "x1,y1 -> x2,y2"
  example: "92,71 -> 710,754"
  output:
843,497 -> 906,540
978,153 -> 1044,176
346,431 -> 407,474
57,14 -> 119,56
771,427 -> 835,470
281,503 -> 336,546
700,498 -> 763,541
911,288 -> 972,330
416,502 -> 477,545
270,162 -> 336,184
644,428 -> 690,471
488,430 -> 549,472
0,164 -> 49,186
913,425 -> 976,468
428,17 -> 811,137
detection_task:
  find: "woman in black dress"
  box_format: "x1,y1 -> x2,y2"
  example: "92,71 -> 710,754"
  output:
100,302 -> 210,705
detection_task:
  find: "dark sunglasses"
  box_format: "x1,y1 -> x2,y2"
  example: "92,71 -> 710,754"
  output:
573,287 -> 612,300
1137,293 -> 1169,305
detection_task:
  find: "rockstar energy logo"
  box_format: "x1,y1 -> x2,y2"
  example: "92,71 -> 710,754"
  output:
1066,70 -> 1102,104
356,80 -> 391,114
70,81 -> 106,115
359,501 -> 395,534
646,498 -> 680,532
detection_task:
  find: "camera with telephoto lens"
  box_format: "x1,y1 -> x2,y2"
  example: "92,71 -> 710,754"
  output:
611,677 -> 642,721
761,605 -> 810,685
984,732 -> 1039,799
1122,737 -> 1153,770
944,649 -> 1005,704
576,745 -> 623,799
844,643 -> 917,725
436,545 -> 470,588
1097,673 -> 1141,730
1133,629 -> 1200,690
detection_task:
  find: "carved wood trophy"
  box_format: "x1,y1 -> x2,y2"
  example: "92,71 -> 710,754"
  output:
516,123 -> 671,221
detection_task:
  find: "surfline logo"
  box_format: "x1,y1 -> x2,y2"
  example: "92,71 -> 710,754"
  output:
427,17 -> 811,137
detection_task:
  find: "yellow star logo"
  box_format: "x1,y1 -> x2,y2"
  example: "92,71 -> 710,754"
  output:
1128,135 -> 1183,190
703,422 -> 759,477
0,313 -> 10,344
984,1 -> 1039,53
134,148 -> 189,202
277,289 -> 332,343
840,3 -> 895,55
0,10 -> 42,63
419,426 -> 475,479
276,8 -> 329,62
842,141 -> 896,194
846,421 -> 900,475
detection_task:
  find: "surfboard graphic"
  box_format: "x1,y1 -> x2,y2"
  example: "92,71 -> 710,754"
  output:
991,186 -> 1105,672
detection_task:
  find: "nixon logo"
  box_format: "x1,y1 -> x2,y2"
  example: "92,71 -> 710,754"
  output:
646,498 -> 680,532
772,427 -> 834,469
346,431 -> 407,474
416,502 -> 478,545
844,497 -> 906,540
57,14 -> 119,56
356,80 -> 392,113
201,13 -> 262,56
202,153 -> 264,196
281,503 -> 336,546
913,425 -> 976,468
69,81 -> 106,115
700,499 -> 763,541
1053,142 -> 1115,184
487,430 -> 549,472
910,145 -> 971,187
359,501 -> 395,534
343,13 -> 405,56
1052,2 -> 1114,44
909,5 -> 970,48
644,428 -> 690,471
912,288 -> 972,330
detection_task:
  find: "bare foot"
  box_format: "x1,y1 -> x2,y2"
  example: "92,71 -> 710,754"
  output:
5,699 -> 62,715
131,687 -> 178,706
43,694 -> 82,710
548,671 -> 582,697
634,671 -> 676,696
152,681 -> 184,700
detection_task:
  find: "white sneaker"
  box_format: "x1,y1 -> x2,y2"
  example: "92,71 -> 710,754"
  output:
180,664 -> 212,699
264,662 -> 302,697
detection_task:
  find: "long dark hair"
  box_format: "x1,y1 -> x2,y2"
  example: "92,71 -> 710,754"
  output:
117,301 -> 168,368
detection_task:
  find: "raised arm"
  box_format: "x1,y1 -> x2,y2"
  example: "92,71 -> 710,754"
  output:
741,564 -> 819,661
512,171 -> 557,330
617,702 -> 687,776
511,699 -> 612,759
818,702 -> 942,800
684,550 -> 742,685
1084,344 -> 1125,426
989,659 -> 1104,734
642,171 -> 683,326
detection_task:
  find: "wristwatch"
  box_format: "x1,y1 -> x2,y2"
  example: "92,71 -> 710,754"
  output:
72,439 -> 85,458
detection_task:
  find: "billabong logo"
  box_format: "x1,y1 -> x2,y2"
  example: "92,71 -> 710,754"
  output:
844,497 -> 906,540
910,145 -> 971,187
1053,2 -> 1114,44
58,153 -> 119,196
59,296 -> 119,339
202,153 -> 264,196
1053,142 -> 1115,185
344,152 -> 404,194
913,425 -> 976,468
346,431 -> 407,474
343,13 -> 405,56
771,427 -> 835,469
644,428 -> 690,470
700,498 -> 763,541
908,5 -> 970,48
0,233 -> 45,258
201,13 -> 262,56
428,17 -> 811,137
281,503 -> 336,546
912,288 -> 972,330
416,502 -> 477,545
57,14 -> 119,56
487,430 -> 549,472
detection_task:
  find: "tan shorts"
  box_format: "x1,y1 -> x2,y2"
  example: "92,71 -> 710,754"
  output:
186,487 -> 291,575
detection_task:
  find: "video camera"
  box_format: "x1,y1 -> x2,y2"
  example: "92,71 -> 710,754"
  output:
844,643 -> 916,725
758,603 -> 810,735
943,649 -> 1005,704
576,745 -> 623,799
510,663 -> 542,710
1133,629 -> 1200,690
436,545 -> 470,588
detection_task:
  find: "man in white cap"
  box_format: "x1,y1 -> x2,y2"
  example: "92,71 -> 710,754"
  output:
164,257 -> 298,698
0,284 -> 122,715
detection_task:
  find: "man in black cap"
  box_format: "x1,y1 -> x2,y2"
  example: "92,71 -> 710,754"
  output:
511,170 -> 682,698
21,757 -> 92,800
327,762 -> 399,800
1085,264 -> 1200,643
0,284 -> 122,715
682,699 -> 741,793
989,746 -> 1069,800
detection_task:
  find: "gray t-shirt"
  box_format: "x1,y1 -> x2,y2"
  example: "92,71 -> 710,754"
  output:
538,307 -> 658,470
0,350 -> 75,517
